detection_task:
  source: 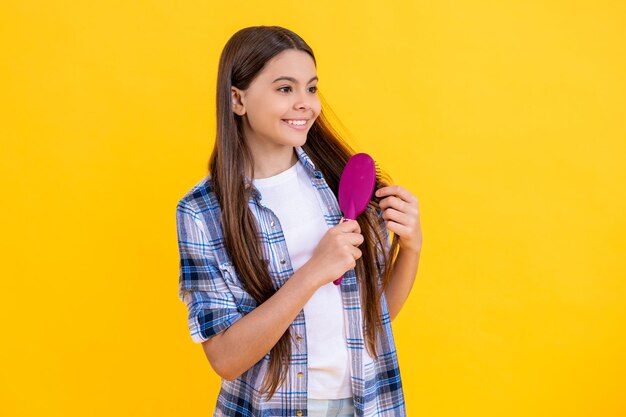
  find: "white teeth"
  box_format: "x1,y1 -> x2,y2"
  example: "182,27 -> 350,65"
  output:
285,119 -> 306,125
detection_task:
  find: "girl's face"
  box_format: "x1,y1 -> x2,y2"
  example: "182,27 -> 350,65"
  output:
231,49 -> 321,150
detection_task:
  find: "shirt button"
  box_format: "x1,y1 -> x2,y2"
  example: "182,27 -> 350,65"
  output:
296,411 -> 303,416
280,259 -> 286,264
296,336 -> 302,342
270,221 -> 275,228
297,372 -> 303,377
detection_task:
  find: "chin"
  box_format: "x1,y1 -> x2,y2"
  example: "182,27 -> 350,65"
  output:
277,134 -> 307,148
293,136 -> 308,148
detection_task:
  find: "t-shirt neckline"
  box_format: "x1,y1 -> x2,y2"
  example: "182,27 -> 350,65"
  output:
252,159 -> 300,187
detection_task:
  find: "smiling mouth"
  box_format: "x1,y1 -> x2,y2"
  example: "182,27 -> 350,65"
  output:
281,119 -> 309,130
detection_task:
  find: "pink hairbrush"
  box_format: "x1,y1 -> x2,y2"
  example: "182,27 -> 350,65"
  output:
333,152 -> 378,285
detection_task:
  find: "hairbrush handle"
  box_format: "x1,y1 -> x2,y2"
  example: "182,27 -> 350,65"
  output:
333,215 -> 355,285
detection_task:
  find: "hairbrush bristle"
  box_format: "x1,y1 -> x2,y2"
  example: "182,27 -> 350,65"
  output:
374,161 -> 382,179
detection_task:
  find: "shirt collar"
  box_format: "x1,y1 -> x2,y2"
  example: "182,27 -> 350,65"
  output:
244,146 -> 322,203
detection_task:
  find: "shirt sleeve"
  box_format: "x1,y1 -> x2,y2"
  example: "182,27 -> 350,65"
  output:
176,202 -> 244,344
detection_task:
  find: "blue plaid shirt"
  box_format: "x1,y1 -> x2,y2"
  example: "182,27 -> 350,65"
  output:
176,146 -> 407,416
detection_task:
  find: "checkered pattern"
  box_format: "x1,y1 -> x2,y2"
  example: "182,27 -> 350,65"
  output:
176,146 -> 407,416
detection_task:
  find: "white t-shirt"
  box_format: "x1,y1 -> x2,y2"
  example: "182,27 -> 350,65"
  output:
252,159 -> 353,399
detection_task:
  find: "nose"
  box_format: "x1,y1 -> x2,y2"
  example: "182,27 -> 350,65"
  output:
294,97 -> 311,110
294,90 -> 315,110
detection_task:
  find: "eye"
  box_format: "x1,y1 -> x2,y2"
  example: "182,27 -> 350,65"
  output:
277,85 -> 319,93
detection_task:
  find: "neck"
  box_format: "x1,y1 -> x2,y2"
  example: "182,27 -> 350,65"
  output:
245,142 -> 299,180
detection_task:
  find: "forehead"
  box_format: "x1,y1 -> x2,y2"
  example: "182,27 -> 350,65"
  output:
258,49 -> 317,81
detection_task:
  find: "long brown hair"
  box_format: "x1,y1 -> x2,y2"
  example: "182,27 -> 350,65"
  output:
208,25 -> 399,400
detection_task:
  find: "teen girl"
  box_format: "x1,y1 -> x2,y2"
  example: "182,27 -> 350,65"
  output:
176,25 -> 422,417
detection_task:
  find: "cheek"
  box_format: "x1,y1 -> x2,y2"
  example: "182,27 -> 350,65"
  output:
267,101 -> 291,119
249,104 -> 282,129
247,93 -> 283,120
312,100 -> 322,117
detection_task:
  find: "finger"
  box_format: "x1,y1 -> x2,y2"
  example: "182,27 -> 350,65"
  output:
386,220 -> 410,237
379,195 -> 409,213
342,219 -> 361,234
391,187 -> 416,204
348,232 -> 365,247
376,185 -> 416,204
382,207 -> 412,226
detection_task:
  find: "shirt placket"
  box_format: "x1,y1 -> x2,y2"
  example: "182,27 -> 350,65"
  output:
249,188 -> 308,417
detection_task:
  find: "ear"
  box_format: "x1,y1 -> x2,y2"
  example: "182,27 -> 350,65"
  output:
231,87 -> 246,116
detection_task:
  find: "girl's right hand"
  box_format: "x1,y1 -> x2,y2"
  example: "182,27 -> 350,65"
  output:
306,218 -> 364,288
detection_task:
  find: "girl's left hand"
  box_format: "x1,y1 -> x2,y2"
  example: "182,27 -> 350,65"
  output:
375,185 -> 422,254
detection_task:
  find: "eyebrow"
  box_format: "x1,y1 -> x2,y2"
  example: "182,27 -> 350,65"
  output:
272,75 -> 319,84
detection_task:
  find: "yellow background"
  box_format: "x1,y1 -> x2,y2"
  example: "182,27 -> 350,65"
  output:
1,1 -> 625,416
